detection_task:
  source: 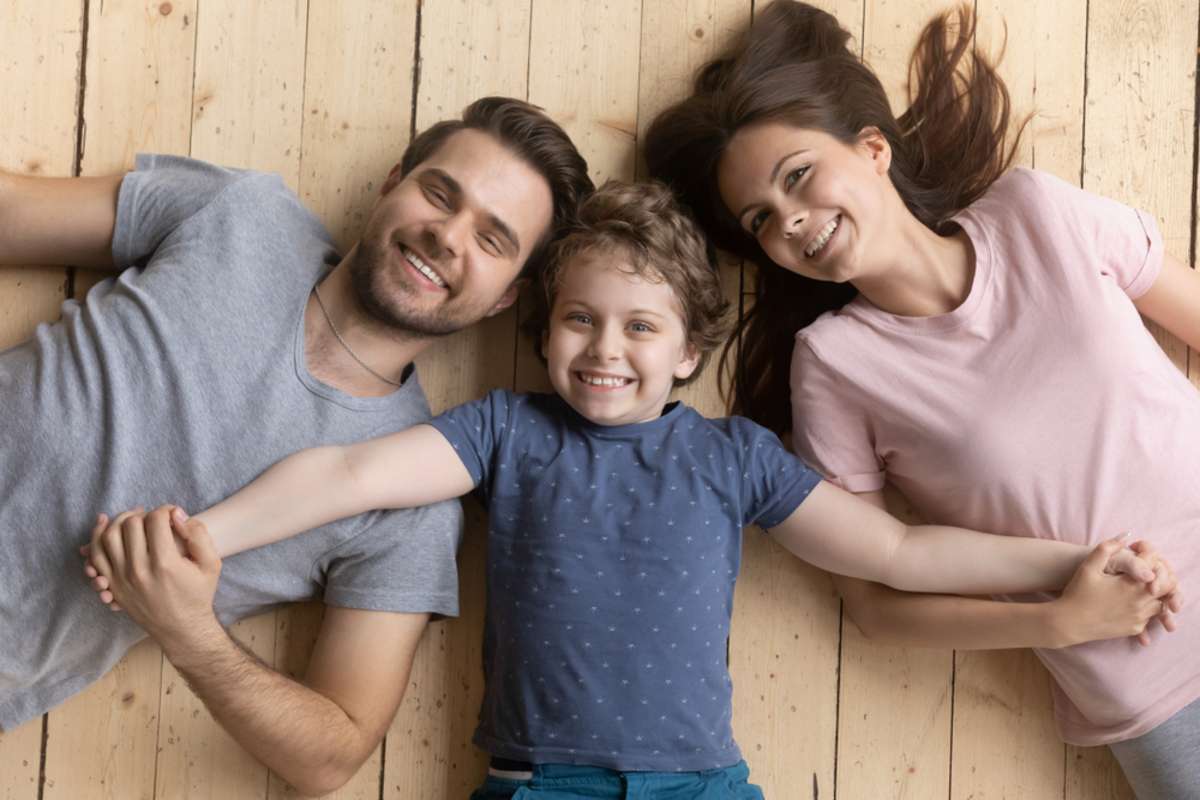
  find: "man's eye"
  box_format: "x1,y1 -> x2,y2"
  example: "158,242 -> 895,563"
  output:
480,234 -> 502,255
425,186 -> 449,208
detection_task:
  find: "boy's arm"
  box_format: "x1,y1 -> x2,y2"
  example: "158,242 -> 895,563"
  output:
768,481 -> 1157,595
197,423 -> 474,557
0,171 -> 123,268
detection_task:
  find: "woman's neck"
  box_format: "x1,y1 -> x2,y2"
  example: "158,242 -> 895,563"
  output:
852,210 -> 975,318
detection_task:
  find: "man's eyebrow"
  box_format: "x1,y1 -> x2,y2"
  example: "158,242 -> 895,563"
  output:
736,148 -> 809,222
423,168 -> 521,255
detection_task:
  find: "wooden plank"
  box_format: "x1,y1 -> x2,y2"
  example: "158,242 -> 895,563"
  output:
389,2 -> 529,797
943,3 -> 1090,798
1068,1 -> 1196,794
832,5 -> 956,798
0,2 -> 99,800
189,0 -> 308,189
266,3 -> 417,798
75,0 -> 198,297
515,0 -> 642,396
146,2 -> 306,798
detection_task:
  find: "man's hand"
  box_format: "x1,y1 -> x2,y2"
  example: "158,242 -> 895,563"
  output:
84,505 -> 222,649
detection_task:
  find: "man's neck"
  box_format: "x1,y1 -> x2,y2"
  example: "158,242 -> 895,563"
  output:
303,257 -> 428,397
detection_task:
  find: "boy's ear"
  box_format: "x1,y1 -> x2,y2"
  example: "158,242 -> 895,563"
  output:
485,278 -> 527,317
673,341 -> 702,381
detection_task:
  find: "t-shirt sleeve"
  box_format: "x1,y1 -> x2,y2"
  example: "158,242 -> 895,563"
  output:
1021,168 -> 1164,299
425,389 -> 514,495
112,153 -> 259,267
790,336 -> 886,493
321,499 -> 464,616
735,417 -> 823,528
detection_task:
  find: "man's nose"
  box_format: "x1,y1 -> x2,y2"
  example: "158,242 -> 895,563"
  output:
431,210 -> 471,256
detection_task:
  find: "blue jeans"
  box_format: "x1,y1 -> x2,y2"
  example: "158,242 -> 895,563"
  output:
470,760 -> 763,799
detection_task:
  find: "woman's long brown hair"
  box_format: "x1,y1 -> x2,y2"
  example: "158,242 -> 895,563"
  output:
645,0 -> 1026,437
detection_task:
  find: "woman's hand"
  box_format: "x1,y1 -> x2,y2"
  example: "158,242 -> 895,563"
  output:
1051,536 -> 1178,648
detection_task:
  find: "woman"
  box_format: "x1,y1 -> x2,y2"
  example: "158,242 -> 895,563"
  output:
644,2 -> 1198,797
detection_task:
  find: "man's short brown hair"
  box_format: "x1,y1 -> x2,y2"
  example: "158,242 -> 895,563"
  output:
529,180 -> 733,386
400,97 -> 594,279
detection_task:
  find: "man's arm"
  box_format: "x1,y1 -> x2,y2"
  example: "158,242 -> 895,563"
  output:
87,506 -> 427,795
0,171 -> 123,268
164,606 -> 426,796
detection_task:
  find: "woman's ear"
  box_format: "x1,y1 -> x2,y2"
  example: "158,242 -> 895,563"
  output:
857,126 -> 892,175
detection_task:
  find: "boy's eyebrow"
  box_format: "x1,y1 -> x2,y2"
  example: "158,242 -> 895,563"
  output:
736,148 -> 810,221
423,168 -> 521,256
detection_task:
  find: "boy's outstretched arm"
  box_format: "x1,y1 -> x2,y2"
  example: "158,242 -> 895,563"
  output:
195,423 -> 474,557
769,481 -> 1166,596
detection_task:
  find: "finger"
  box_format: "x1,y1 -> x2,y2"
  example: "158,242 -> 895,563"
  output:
120,515 -> 150,580
145,505 -> 178,566
1150,563 -> 1168,597
109,601 -> 122,612
90,575 -> 110,592
1137,630 -> 1150,647
97,509 -> 143,574
1161,611 -> 1178,633
1087,537 -> 1123,572
83,562 -> 98,579
99,589 -> 114,605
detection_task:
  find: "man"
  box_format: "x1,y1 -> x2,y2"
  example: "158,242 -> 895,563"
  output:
0,97 -> 592,795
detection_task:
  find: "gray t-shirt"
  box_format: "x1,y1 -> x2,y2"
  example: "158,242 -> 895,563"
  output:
0,154 -> 462,730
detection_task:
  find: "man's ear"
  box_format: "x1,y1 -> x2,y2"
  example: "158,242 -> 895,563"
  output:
673,341 -> 702,382
857,126 -> 892,175
485,278 -> 527,317
379,163 -> 404,196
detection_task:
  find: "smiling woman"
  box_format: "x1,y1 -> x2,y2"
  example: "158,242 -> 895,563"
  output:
646,1 -> 1200,798
1,0 -> 1194,798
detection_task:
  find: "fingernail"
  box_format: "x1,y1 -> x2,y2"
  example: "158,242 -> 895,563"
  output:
173,508 -> 189,522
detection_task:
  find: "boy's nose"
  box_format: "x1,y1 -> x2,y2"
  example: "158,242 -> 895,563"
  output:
587,327 -> 622,360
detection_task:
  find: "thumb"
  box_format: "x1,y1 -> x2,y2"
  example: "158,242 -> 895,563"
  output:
1085,537 -> 1124,573
172,511 -> 220,571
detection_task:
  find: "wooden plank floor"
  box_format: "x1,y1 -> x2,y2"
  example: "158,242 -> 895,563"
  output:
1,1 -> 1195,797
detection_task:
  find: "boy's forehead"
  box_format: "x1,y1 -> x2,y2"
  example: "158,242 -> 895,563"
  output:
557,254 -> 684,315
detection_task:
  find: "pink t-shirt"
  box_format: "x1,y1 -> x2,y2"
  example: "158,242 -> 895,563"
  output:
790,167 -> 1199,746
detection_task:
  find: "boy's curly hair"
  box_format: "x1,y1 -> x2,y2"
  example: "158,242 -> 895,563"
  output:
525,180 -> 734,386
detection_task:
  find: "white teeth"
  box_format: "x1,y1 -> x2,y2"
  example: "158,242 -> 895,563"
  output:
579,373 -> 632,387
804,216 -> 840,258
403,246 -> 447,288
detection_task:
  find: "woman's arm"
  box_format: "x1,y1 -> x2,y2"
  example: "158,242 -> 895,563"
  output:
768,481 -> 1155,595
196,423 -> 474,557
1134,252 -> 1200,350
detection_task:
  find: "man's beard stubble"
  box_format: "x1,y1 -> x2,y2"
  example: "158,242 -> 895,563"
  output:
347,238 -> 467,339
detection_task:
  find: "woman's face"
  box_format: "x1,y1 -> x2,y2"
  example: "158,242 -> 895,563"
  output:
717,122 -> 892,284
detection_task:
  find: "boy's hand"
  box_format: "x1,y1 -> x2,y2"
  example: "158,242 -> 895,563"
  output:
1053,537 -> 1176,648
80,505 -> 222,648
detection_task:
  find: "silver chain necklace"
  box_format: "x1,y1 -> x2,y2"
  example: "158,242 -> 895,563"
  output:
311,284 -> 404,388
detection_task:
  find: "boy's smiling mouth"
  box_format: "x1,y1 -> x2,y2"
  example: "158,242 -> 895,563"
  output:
576,371 -> 634,388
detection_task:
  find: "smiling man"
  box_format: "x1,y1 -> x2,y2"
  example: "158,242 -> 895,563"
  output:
0,97 -> 591,795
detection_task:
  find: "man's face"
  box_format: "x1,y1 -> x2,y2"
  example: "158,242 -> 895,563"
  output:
350,128 -> 555,336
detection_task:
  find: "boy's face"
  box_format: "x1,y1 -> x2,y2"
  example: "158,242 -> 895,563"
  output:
544,252 -> 700,426
351,128 -> 554,336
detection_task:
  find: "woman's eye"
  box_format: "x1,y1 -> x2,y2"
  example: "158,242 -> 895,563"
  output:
629,322 -> 652,333
749,210 -> 769,235
566,312 -> 591,325
784,165 -> 809,190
